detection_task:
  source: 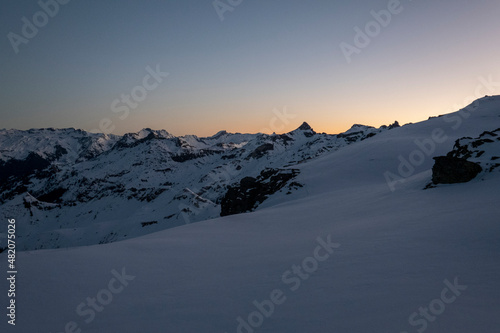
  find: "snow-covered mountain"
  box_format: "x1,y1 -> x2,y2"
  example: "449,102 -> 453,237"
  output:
0,96 -> 499,333
0,121 -> 398,250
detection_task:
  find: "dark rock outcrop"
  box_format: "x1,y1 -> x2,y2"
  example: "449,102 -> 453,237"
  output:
220,168 -> 300,216
0,152 -> 51,183
430,127 -> 500,185
170,149 -> 223,162
432,156 -> 482,184
37,188 -> 68,203
388,121 -> 400,129
246,143 -> 274,159
298,122 -> 312,131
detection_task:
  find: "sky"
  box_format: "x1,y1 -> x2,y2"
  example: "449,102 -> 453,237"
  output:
1,0 -> 499,137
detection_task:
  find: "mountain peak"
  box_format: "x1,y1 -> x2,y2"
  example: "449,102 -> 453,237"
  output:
297,122 -> 313,131
349,124 -> 371,129
210,130 -> 228,139
287,122 -> 315,137
342,124 -> 374,135
388,121 -> 400,129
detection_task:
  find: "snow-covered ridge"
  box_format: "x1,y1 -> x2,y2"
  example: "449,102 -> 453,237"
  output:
0,121 -> 396,251
0,128 -> 119,163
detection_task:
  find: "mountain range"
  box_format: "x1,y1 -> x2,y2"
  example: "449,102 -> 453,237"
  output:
0,120 -> 399,250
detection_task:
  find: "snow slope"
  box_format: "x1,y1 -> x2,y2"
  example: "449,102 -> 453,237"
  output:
0,96 -> 499,332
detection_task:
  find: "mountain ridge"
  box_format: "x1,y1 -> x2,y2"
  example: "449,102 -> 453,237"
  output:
0,119 -> 398,251
1,95 -> 499,251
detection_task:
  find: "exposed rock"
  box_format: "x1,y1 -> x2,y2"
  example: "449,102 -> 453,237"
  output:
271,134 -> 294,145
246,143 -> 274,159
0,122 -> 394,250
211,130 -> 228,140
287,122 -> 316,138
432,156 -> 482,184
431,127 -> 500,185
0,152 -> 50,183
141,221 -> 158,227
388,121 -> 400,129
361,132 -> 377,140
171,149 -> 223,162
37,188 -> 67,203
298,122 -> 312,131
220,168 -> 300,216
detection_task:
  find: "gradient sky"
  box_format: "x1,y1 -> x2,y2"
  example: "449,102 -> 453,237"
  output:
1,0 -> 499,136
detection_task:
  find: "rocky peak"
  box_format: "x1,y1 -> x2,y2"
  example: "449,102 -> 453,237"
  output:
298,122 -> 313,131
388,121 -> 400,130
289,122 -> 316,137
